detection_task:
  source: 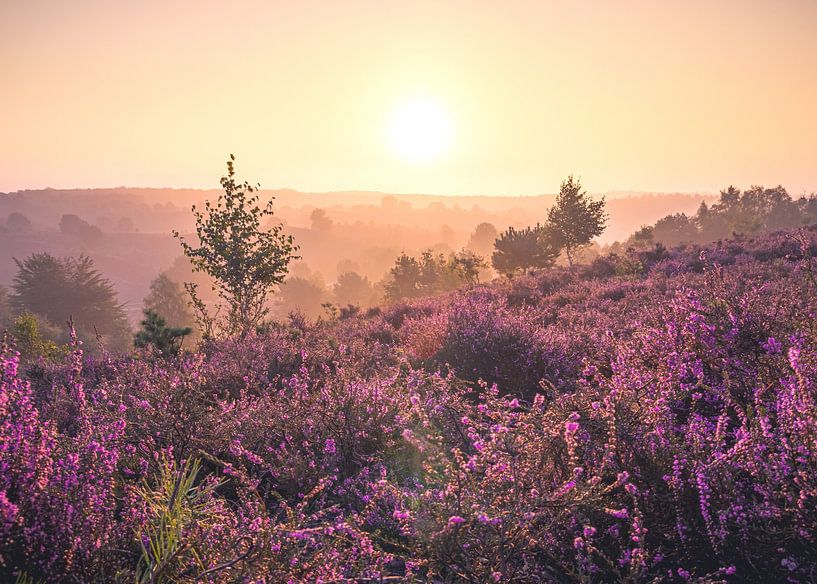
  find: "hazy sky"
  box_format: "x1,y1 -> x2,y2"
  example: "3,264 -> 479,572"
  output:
2,0 -> 816,195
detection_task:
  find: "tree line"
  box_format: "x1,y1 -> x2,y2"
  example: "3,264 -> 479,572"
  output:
624,185 -> 817,249
6,156 -> 813,357
0,166 -> 609,353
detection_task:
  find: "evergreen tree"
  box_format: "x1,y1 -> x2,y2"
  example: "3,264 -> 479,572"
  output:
144,274 -> 197,342
385,254 -> 423,302
134,309 -> 192,356
384,251 -> 468,302
491,225 -> 560,276
547,176 -> 607,266
11,253 -> 130,351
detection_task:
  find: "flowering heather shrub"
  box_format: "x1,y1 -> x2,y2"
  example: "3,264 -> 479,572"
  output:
401,311 -> 449,361
1,228 -> 817,581
436,290 -> 579,396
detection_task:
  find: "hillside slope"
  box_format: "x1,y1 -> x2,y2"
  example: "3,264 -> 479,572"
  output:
2,228 -> 816,581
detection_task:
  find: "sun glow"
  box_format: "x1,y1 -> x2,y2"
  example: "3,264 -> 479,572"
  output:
387,99 -> 454,164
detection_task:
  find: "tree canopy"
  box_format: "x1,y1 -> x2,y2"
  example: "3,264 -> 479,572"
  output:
134,309 -> 192,356
174,155 -> 299,338
547,175 -> 607,266
144,274 -> 197,342
491,225 -> 560,276
627,185 -> 817,248
385,250 -> 483,302
11,252 -> 130,351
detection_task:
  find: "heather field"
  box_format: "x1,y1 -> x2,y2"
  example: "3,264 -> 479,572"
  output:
2,228 -> 816,582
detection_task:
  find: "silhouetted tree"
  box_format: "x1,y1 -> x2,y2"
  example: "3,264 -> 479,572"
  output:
385,250 -> 475,302
174,155 -> 299,338
466,222 -> 499,258
547,176 -> 607,266
11,253 -> 130,351
450,250 -> 488,285
628,226 -> 655,249
385,254 -> 423,302
652,214 -> 698,247
274,277 -> 329,320
333,272 -> 375,308
310,208 -> 333,231
491,225 -> 560,276
59,214 -> 103,244
6,212 -> 32,233
644,185 -> 817,247
144,274 -> 198,343
134,309 -> 192,356
695,202 -> 726,243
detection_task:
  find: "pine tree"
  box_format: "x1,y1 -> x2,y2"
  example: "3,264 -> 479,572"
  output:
144,274 -> 197,341
134,309 -> 192,356
491,225 -> 560,276
11,253 -> 130,350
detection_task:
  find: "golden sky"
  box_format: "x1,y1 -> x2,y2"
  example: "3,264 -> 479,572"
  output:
2,0 -> 816,195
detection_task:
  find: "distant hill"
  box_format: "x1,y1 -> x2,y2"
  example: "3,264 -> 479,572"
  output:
1,186 -> 713,241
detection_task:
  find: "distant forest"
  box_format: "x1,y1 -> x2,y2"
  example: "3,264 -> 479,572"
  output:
2,184 -> 815,348
0,187 -> 710,321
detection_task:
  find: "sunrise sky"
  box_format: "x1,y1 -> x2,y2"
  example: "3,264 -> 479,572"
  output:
2,0 -> 816,195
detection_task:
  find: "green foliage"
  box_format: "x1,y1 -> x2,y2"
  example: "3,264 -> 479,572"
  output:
144,274 -> 198,343
491,224 -> 560,276
8,313 -> 69,361
14,572 -> 44,584
450,249 -> 488,285
643,185 -> 817,247
11,252 -> 130,351
134,309 -> 192,356
174,155 -> 299,338
134,457 -> 224,583
385,249 -> 478,302
547,175 -> 607,266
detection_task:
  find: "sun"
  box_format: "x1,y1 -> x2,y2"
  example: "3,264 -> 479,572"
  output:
387,99 -> 453,164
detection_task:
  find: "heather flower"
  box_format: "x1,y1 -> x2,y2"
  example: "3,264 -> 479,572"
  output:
448,515 -> 465,526
1,229 -> 816,581
761,336 -> 783,354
